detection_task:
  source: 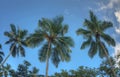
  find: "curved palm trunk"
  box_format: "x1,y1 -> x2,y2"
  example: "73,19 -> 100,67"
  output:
0,44 -> 15,68
100,42 -> 117,77
45,41 -> 51,77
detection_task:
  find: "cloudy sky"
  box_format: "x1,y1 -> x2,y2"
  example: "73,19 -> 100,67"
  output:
0,0 -> 120,75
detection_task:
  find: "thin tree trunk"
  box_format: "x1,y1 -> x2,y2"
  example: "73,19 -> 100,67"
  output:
45,41 -> 51,77
100,42 -> 117,77
0,43 -> 15,67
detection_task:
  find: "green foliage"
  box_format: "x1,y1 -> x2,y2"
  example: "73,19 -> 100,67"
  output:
0,44 -> 4,63
0,60 -> 39,77
76,10 -> 115,58
4,24 -> 28,57
53,66 -> 98,77
99,57 -> 120,77
27,16 -> 74,68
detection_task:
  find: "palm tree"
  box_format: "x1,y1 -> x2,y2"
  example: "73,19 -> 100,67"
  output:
27,16 -> 74,77
76,11 -> 116,76
0,44 -> 4,63
0,24 -> 28,67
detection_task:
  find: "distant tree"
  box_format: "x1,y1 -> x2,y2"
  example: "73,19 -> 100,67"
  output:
70,66 -> 98,77
76,11 -> 116,76
27,16 -> 74,77
1,24 -> 28,67
3,64 -> 11,77
29,67 -> 39,77
53,66 -> 98,77
99,57 -> 120,77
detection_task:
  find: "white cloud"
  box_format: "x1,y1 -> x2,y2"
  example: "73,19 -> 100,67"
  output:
113,43 -> 120,57
114,11 -> 120,23
98,0 -> 120,11
113,43 -> 120,67
114,43 -> 120,56
115,27 -> 120,34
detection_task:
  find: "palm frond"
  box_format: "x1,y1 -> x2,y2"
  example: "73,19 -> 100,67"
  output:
101,33 -> 116,46
5,39 -> 14,44
26,33 -> 44,48
10,43 -> 17,57
81,37 -> 92,49
88,41 -> 98,58
57,37 -> 74,47
0,44 -> 1,49
100,21 -> 113,31
98,41 -> 109,58
38,18 -> 52,32
4,32 -> 13,38
51,48 -> 60,68
10,24 -> 16,34
89,10 -> 97,23
39,42 -> 48,62
19,45 -> 25,57
61,25 -> 68,35
76,28 -> 91,36
53,16 -> 64,25
19,29 -> 28,39
0,51 -> 4,63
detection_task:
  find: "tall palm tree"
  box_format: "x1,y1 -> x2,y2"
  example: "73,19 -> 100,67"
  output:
27,16 -> 74,77
0,24 -> 28,67
0,44 -> 4,63
76,11 -> 116,76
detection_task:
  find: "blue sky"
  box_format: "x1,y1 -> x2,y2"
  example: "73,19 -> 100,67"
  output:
0,0 -> 120,75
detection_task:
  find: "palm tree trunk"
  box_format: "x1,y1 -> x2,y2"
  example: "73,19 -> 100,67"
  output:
100,42 -> 117,77
46,55 -> 49,77
45,41 -> 51,77
0,43 -> 15,67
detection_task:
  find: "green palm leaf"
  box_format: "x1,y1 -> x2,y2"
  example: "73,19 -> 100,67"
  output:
10,24 -> 16,34
76,28 -> 91,36
98,41 -> 109,58
88,41 -> 97,58
101,33 -> 115,46
19,45 -> 25,57
39,42 -> 48,62
100,21 -> 113,31
81,37 -> 92,49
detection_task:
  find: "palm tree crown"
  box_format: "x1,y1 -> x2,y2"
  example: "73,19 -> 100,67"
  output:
4,24 -> 28,57
76,11 -> 115,58
27,16 -> 74,77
